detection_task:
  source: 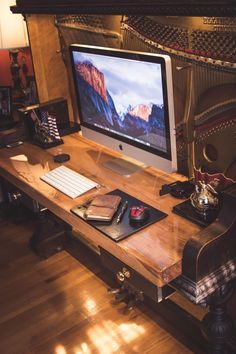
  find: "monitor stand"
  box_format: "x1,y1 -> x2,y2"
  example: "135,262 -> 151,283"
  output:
103,158 -> 144,176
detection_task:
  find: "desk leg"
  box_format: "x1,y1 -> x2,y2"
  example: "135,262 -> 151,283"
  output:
29,208 -> 71,258
201,281 -> 236,354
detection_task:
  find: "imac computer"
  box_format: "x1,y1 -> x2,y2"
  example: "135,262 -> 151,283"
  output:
69,44 -> 177,175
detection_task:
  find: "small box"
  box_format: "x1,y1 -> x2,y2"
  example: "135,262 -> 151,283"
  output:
18,98 -> 71,148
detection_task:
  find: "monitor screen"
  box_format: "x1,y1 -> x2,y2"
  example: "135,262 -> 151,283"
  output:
70,44 -> 177,174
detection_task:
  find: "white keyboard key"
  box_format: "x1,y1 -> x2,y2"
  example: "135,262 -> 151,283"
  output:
40,166 -> 99,198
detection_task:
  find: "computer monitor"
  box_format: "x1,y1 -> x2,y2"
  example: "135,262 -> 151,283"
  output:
69,44 -> 177,175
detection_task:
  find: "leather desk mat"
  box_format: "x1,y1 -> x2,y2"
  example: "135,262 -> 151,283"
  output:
71,189 -> 167,242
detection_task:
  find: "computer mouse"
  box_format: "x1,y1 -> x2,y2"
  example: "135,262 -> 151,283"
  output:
129,205 -> 150,223
53,153 -> 70,163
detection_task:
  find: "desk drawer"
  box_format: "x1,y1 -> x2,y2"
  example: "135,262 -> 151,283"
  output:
1,178 -> 40,212
100,248 -> 174,303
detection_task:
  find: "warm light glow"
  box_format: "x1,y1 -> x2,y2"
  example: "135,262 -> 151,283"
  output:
118,322 -> 145,342
87,320 -> 146,353
55,344 -> 67,354
74,342 -> 91,354
0,0 -> 29,49
10,154 -> 28,162
85,298 -> 97,314
88,322 -> 119,354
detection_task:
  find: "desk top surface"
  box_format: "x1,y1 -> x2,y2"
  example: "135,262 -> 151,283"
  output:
0,134 -> 201,286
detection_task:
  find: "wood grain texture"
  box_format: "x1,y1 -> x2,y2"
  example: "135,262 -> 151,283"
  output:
25,15 -> 75,122
0,134 -> 200,287
0,212 -> 198,354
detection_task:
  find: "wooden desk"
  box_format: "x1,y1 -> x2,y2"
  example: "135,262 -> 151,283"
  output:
0,133 -> 200,287
0,133 -> 235,353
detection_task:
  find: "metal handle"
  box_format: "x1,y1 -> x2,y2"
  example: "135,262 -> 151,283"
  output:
116,267 -> 131,282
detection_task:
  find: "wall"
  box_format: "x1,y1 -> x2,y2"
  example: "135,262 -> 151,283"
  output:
0,47 -> 34,88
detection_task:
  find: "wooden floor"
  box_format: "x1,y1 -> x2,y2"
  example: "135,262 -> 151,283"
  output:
0,207 -> 204,354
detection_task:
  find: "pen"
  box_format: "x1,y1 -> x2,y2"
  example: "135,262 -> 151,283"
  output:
116,200 -> 128,224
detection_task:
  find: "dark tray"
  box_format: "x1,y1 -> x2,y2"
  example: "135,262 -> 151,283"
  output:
71,189 -> 167,242
172,199 -> 219,227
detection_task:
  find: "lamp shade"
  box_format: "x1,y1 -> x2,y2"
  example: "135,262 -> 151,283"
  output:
0,0 -> 29,49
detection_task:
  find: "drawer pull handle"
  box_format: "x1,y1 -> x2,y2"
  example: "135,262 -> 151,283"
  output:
123,267 -> 131,278
117,270 -> 125,282
116,268 -> 131,282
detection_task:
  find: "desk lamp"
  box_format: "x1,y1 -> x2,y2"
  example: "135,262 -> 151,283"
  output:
0,0 -> 29,130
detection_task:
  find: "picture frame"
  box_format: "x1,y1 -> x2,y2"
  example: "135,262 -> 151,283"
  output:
0,86 -> 12,120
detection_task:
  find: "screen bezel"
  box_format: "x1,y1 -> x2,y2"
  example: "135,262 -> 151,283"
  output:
70,44 -> 173,160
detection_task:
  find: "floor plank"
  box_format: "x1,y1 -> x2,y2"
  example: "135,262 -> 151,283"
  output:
0,210 -> 201,354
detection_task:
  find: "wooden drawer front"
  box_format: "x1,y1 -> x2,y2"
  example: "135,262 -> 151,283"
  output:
100,247 -> 174,302
1,178 -> 40,212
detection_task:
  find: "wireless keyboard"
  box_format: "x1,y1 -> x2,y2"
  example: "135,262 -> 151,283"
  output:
40,165 -> 99,199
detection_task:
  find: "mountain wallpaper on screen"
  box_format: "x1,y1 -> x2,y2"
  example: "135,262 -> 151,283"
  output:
75,59 -> 166,146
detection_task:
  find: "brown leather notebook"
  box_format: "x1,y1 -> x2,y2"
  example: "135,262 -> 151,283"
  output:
84,194 -> 121,221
